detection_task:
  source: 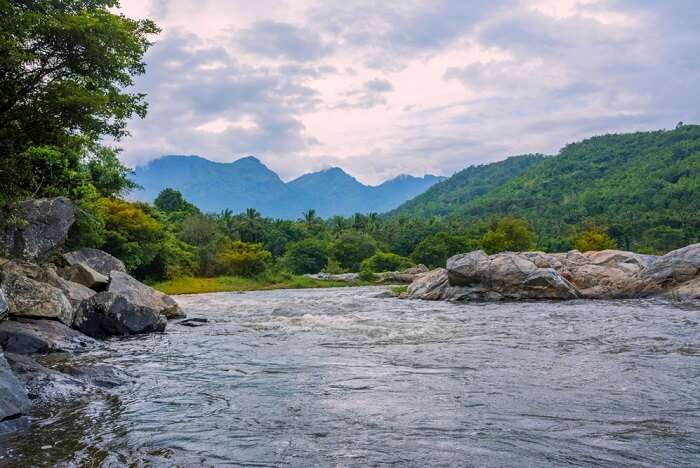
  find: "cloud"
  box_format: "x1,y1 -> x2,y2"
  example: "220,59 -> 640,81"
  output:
234,20 -> 332,61
114,0 -> 700,184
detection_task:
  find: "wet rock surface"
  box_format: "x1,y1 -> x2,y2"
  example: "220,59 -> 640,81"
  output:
108,271 -> 185,319
0,318 -> 99,354
0,353 -> 30,426
74,292 -> 167,339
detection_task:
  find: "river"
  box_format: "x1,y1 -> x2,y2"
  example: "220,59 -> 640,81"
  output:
1,286 -> 699,467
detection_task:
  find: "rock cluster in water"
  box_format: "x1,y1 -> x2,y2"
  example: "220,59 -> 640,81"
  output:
0,198 -> 183,432
406,247 -> 700,301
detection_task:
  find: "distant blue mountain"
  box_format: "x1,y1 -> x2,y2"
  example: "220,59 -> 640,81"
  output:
131,155 -> 444,219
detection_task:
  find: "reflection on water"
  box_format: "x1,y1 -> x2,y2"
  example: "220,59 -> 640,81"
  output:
1,287 -> 699,467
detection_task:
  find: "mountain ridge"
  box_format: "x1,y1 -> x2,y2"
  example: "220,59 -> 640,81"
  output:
132,155 -> 444,219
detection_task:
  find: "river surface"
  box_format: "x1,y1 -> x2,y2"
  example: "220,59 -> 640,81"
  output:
1,286 -> 699,467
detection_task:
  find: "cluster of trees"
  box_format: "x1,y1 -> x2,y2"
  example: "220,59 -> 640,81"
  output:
59,187 -> 620,282
1,0 -> 693,286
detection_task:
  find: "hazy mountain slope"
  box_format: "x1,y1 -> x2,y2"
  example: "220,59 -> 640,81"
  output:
132,157 -> 443,218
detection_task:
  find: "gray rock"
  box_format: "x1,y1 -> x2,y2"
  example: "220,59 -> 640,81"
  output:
0,197 -> 74,261
0,318 -> 99,354
445,251 -> 578,300
59,262 -> 109,290
62,248 -> 126,276
108,271 -> 185,319
0,352 -> 30,424
667,277 -> 700,300
304,272 -> 360,282
178,318 -> 208,328
59,364 -> 131,389
642,243 -> 700,286
44,269 -> 96,308
0,288 -> 8,321
2,273 -> 74,325
74,292 -> 167,339
4,353 -> 87,403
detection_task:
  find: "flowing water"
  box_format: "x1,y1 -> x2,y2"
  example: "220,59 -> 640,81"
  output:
1,286 -> 699,467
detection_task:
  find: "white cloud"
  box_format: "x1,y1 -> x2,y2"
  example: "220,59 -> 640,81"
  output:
115,0 -> 700,184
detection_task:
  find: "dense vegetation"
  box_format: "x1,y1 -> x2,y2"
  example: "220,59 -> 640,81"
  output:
392,125 -> 700,253
2,1 -> 698,293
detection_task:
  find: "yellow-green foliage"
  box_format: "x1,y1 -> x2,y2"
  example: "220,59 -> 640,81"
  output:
574,227 -> 618,252
151,275 -> 363,295
481,217 -> 535,254
215,240 -> 272,277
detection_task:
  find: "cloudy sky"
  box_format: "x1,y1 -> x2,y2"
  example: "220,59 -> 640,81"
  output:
116,0 -> 699,184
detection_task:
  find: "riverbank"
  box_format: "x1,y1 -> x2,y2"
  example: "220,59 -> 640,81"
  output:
150,274 -> 371,295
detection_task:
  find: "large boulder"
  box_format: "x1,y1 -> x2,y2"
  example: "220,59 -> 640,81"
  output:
73,292 -> 167,339
446,251 -> 579,300
108,271 -> 185,319
59,262 -> 109,290
0,197 -> 74,261
62,248 -> 126,276
1,273 -> 74,325
0,318 -> 99,354
0,352 -> 30,426
667,277 -> 700,300
0,260 -> 94,307
642,244 -> 700,286
0,288 -> 8,321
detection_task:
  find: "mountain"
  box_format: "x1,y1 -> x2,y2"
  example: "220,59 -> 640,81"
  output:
131,156 -> 444,218
391,125 -> 700,251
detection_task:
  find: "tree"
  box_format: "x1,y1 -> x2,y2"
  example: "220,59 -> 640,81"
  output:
283,239 -> 330,275
411,232 -> 477,268
480,218 -> 535,254
573,227 -> 618,252
215,240 -> 271,277
0,1 -> 159,204
331,231 -> 377,271
361,252 -> 414,273
154,188 -> 198,214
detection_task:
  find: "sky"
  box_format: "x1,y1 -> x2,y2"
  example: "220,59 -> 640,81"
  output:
116,0 -> 700,184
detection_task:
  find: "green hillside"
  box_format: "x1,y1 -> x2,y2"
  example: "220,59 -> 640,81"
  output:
392,125 -> 700,252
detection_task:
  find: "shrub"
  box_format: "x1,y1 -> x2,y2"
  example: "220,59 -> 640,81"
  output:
361,252 -> 414,273
330,231 -> 377,271
283,239 -> 330,274
573,227 -> 618,252
412,232 -> 478,268
480,217 -> 535,254
216,240 -> 272,277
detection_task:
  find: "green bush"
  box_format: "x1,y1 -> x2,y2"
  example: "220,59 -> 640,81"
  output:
330,231 -> 377,271
573,227 -> 618,252
361,252 -> 414,273
412,232 -> 478,268
215,240 -> 272,277
480,217 -> 535,254
283,239 -> 330,274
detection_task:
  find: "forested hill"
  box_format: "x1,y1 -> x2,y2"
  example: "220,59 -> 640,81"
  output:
391,125 -> 700,252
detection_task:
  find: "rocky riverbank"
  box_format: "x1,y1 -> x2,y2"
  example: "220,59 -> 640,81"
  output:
0,198 -> 183,433
405,246 -> 700,302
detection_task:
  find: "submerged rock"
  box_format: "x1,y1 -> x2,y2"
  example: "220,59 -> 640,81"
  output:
177,318 -> 208,327
0,197 -> 75,261
59,364 -> 131,389
4,353 -> 87,403
74,292 -> 167,339
2,273 -> 74,325
0,352 -> 30,427
108,271 -> 185,319
0,318 -> 99,354
62,248 -> 126,276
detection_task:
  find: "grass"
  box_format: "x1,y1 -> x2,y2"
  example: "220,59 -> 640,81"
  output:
150,274 -> 369,295
390,285 -> 408,296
